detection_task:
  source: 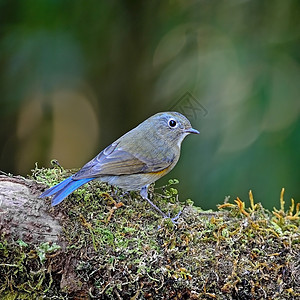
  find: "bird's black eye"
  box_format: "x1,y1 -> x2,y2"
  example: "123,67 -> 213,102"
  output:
168,118 -> 177,128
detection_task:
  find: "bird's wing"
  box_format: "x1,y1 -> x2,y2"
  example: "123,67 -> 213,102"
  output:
73,141 -> 174,180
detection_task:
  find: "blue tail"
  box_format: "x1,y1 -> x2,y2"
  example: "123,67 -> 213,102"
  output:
39,176 -> 95,206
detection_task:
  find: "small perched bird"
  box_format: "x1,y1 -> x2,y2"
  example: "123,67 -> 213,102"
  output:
40,112 -> 199,222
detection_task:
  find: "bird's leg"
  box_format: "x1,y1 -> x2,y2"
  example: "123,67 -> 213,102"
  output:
140,185 -> 182,224
140,185 -> 169,218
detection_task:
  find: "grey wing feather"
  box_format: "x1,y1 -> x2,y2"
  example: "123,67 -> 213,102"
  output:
73,142 -> 172,180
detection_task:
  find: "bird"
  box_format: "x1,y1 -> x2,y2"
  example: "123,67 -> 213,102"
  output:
39,111 -> 199,222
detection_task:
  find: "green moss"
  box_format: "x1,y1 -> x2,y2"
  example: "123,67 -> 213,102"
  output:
0,236 -> 54,299
0,165 -> 299,299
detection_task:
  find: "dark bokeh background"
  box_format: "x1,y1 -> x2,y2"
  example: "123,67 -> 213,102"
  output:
0,1 -> 299,209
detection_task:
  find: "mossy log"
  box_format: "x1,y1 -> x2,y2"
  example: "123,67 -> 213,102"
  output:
0,168 -> 299,299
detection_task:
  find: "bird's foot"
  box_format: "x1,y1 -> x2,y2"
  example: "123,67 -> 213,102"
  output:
140,186 -> 183,225
163,210 -> 182,224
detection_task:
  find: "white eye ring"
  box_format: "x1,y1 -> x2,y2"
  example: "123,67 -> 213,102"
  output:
168,118 -> 178,128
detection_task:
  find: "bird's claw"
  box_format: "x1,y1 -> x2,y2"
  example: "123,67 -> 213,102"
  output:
171,210 -> 182,224
163,210 -> 182,224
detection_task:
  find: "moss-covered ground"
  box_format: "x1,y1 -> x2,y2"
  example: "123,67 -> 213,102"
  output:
0,164 -> 299,299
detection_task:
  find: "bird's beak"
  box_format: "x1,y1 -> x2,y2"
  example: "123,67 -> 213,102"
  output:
185,127 -> 200,134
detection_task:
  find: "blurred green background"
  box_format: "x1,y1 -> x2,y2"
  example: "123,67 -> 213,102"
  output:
0,0 -> 299,209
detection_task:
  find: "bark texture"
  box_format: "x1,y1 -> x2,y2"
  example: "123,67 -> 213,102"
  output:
0,175 -> 61,244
